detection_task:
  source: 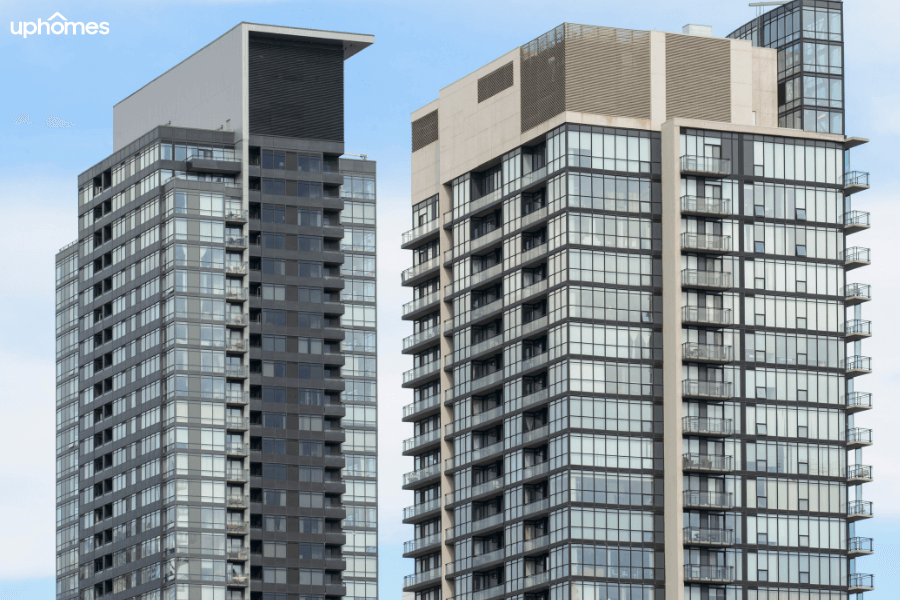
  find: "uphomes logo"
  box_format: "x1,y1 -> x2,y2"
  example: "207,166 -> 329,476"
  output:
10,12 -> 109,38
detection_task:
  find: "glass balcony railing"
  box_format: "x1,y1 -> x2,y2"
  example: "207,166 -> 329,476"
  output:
842,171 -> 870,188
683,565 -> 734,583
403,533 -> 441,555
682,306 -> 732,326
404,498 -> 441,520
401,219 -> 439,247
848,391 -> 872,412
848,500 -> 874,520
849,537 -> 874,556
471,440 -> 505,462
403,566 -> 441,588
849,573 -> 874,591
522,571 -> 550,588
681,233 -> 731,253
403,463 -> 440,487
682,379 -> 732,400
226,495 -> 249,509
225,365 -> 248,378
683,527 -> 734,546
403,326 -> 440,351
470,263 -> 503,287
226,338 -> 249,352
402,394 -> 441,419
848,427 -> 873,447
846,355 -> 872,374
846,283 -> 871,303
225,262 -> 248,275
226,573 -> 249,587
683,490 -> 733,510
471,548 -> 505,568
225,522 -> 248,534
846,319 -> 872,339
225,236 -> 247,248
226,469 -> 248,483
226,443 -> 248,456
683,453 -> 733,472
225,288 -> 248,302
402,428 -> 440,452
842,247 -> 871,267
682,342 -> 732,363
224,210 -> 248,222
682,269 -> 733,290
680,156 -> 731,176
226,391 -> 249,405
844,210 -> 870,231
848,464 -> 873,482
681,196 -> 731,216
403,291 -> 440,317
403,361 -> 440,384
682,416 -> 733,436
470,478 -> 503,498
472,584 -> 506,600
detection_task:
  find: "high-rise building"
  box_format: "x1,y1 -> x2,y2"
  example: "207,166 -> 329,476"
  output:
54,22 -> 379,600
400,10 -> 872,600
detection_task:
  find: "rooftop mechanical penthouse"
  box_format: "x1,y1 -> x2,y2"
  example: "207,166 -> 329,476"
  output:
55,22 -> 379,600
400,7 -> 872,600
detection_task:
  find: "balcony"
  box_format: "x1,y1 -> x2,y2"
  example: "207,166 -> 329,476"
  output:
683,453 -> 733,473
523,571 -> 550,589
683,565 -> 734,583
226,494 -> 249,509
683,527 -> 734,547
681,233 -> 731,254
470,263 -> 503,288
844,210 -> 870,234
523,498 -> 550,517
472,584 -> 506,600
848,464 -> 873,484
682,417 -> 733,437
846,283 -> 871,305
523,535 -> 549,552
402,256 -> 440,285
471,548 -> 505,569
226,338 -> 249,353
225,365 -> 248,379
846,355 -> 872,377
227,548 -> 249,561
225,236 -> 247,250
226,468 -> 248,483
403,326 -> 440,354
226,443 -> 248,457
522,387 -> 550,409
402,428 -> 441,454
225,262 -> 248,276
682,269 -> 733,290
403,291 -> 440,319
470,298 -> 504,322
470,477 -> 504,500
523,424 -> 550,443
225,288 -> 247,302
403,498 -> 441,522
471,440 -> 505,463
469,368 -> 504,393
226,391 -> 248,406
226,573 -> 249,587
403,567 -> 441,590
402,361 -> 440,387
683,342 -> 732,363
683,490 -> 733,510
225,522 -> 248,534
842,247 -> 871,270
681,196 -> 731,217
849,573 -> 874,592
680,156 -> 731,177
682,380 -> 732,400
403,463 -> 441,488
403,533 -> 441,556
842,171 -> 870,195
845,319 -> 872,342
402,394 -> 441,421
849,537 -> 874,558
470,227 -> 504,254
848,500 -> 874,522
847,427 -> 873,449
682,306 -> 732,327
847,391 -> 872,414
401,219 -> 440,249
225,313 -> 247,327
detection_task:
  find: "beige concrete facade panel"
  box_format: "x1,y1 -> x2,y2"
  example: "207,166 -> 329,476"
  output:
752,46 -> 779,128
650,31 -> 668,128
730,41 -> 755,126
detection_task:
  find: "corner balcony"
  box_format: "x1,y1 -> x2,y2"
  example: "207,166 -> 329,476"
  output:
682,380 -> 732,401
843,171 -> 870,195
402,256 -> 441,286
402,361 -> 440,388
848,464 -> 873,484
401,219 -> 440,249
403,532 -> 441,557
680,155 -> 731,177
847,391 -> 872,414
682,269 -> 733,291
683,565 -> 734,584
403,498 -> 441,523
402,463 -> 441,489
682,416 -> 733,437
402,291 -> 441,320
403,566 -> 441,591
683,527 -> 734,547
683,490 -> 733,510
683,342 -> 732,363
848,500 -> 874,522
845,283 -> 871,306
683,453 -> 733,473
681,233 -> 731,254
845,210 -> 871,235
849,574 -> 874,592
682,306 -> 732,327
402,428 -> 441,455
846,319 -> 872,342
402,393 -> 441,422
849,537 -> 874,559
847,427 -> 873,449
842,247 -> 871,271
846,355 -> 872,378
402,326 -> 440,354
681,196 -> 731,217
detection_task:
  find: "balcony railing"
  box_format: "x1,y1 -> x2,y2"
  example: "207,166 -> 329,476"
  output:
842,247 -> 871,268
226,391 -> 249,405
683,565 -> 734,583
849,537 -> 874,556
404,498 -> 441,520
403,326 -> 440,351
682,416 -> 733,436
847,427 -> 873,447
226,339 -> 249,352
225,262 -> 248,275
471,440 -> 505,462
225,288 -> 248,302
848,500 -> 874,520
224,210 -> 248,222
848,464 -> 873,482
226,443 -> 248,456
680,156 -> 731,176
683,453 -> 733,472
226,469 -> 248,483
681,196 -> 731,216
843,171 -> 870,188
402,428 -> 441,452
683,490 -> 733,510
846,355 -> 872,375
402,256 -> 440,284
523,462 -> 549,480
682,380 -> 732,400
402,219 -> 439,246
226,573 -> 249,587
683,527 -> 734,546
227,549 -> 249,561
682,269 -> 733,290
225,522 -> 248,534
225,313 -> 247,326
846,319 -> 872,340
681,233 -> 731,253
403,533 -> 441,555
470,262 -> 503,287
403,394 -> 441,419
523,571 -> 550,588
849,573 -> 874,591
403,291 -> 440,317
403,463 -> 440,486
470,298 -> 504,321
403,361 -> 440,384
403,567 -> 441,588
469,477 -> 503,499
683,342 -> 732,363
471,548 -> 505,568
846,283 -> 871,303
226,495 -> 249,509
470,368 -> 504,392
845,210 -> 870,232
472,584 -> 506,600
682,306 -> 732,326
225,236 -> 247,248
225,365 -> 248,378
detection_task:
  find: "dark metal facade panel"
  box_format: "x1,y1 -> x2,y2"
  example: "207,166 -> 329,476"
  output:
412,110 -> 439,153
565,24 -> 652,121
520,24 -> 566,133
249,35 -> 344,142
477,61 -> 514,103
665,34 -> 732,123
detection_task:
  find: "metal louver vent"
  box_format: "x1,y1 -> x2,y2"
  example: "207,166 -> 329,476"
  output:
520,25 -> 566,133
478,62 -> 514,103
412,110 -> 439,152
666,34 -> 731,123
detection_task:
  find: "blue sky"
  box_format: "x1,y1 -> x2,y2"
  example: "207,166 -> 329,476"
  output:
0,0 -> 898,598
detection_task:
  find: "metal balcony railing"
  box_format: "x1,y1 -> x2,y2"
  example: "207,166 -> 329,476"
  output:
847,391 -> 872,412
846,283 -> 871,303
225,522 -> 248,534
848,427 -> 873,446
846,319 -> 872,339
845,210 -> 870,230
682,306 -> 733,326
846,355 -> 872,374
683,490 -> 733,510
848,500 -> 874,519
682,380 -> 732,400
842,247 -> 871,267
226,495 -> 249,509
683,527 -> 734,546
680,156 -> 731,176
683,453 -> 733,472
682,269 -> 733,290
848,464 -> 873,482
682,416 -> 734,436
681,196 -> 731,216
683,342 -> 732,363
849,537 -> 874,555
842,171 -> 870,188
683,565 -> 734,583
681,233 -> 731,253
225,288 -> 248,301
225,365 -> 248,378
849,573 -> 874,591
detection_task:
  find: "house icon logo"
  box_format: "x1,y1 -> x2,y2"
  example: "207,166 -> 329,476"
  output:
10,12 -> 109,38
